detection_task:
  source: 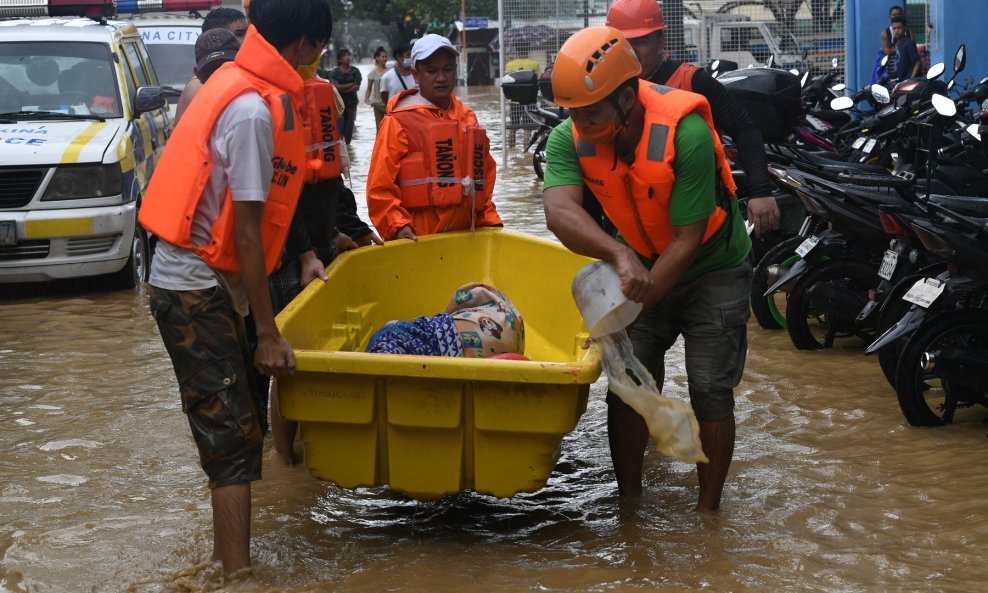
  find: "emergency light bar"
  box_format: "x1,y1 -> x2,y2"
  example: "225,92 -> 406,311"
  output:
115,0 -> 220,14
0,0 -> 114,19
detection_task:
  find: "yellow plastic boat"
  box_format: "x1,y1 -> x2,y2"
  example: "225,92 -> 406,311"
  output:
275,228 -> 601,500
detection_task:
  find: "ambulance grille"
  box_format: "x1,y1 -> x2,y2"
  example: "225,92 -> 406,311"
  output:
0,168 -> 45,209
0,239 -> 49,261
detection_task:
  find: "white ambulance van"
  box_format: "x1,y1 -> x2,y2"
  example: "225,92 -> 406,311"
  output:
0,0 -> 177,288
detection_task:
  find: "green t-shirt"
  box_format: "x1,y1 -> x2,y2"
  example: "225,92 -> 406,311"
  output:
543,113 -> 750,284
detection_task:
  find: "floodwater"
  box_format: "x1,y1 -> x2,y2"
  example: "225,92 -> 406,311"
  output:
2,69 -> 987,593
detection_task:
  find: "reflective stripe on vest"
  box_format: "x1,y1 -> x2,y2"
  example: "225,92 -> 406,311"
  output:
573,79 -> 736,258
138,29 -> 306,275
302,78 -> 343,183
391,109 -> 494,211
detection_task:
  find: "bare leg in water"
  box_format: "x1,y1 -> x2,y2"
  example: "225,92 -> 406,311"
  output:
608,396 -> 735,510
695,415 -> 735,512
606,395 -> 649,497
211,483 -> 251,578
270,380 -> 299,465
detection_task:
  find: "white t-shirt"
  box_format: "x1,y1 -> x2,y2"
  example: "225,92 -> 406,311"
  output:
379,67 -> 417,102
149,92 -> 274,316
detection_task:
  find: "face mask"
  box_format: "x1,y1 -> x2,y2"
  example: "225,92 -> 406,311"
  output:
402,58 -> 412,69
297,52 -> 321,80
579,119 -> 622,145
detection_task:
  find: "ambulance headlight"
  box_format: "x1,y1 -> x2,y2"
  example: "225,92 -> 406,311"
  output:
41,164 -> 122,201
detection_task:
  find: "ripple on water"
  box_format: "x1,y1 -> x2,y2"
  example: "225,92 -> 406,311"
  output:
39,439 -> 101,451
36,475 -> 87,486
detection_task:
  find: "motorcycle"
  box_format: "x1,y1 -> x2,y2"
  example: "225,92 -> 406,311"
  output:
500,69 -> 567,180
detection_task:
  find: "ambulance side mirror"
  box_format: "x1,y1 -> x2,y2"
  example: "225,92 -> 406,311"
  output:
134,86 -> 165,118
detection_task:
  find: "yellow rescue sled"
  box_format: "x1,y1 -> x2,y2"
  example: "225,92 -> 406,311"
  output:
276,228 -> 601,499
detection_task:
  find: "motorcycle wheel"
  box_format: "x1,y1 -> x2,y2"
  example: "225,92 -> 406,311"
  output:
875,265 -> 949,389
785,259 -> 877,350
533,135 -> 547,180
751,235 -> 805,330
894,309 -> 988,426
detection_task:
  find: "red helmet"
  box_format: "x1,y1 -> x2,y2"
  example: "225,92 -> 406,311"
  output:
605,0 -> 666,39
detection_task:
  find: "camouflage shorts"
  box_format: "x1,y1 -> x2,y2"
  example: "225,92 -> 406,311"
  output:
149,285 -> 264,489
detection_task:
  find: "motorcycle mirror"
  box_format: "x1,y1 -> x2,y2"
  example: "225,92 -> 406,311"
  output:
931,93 -> 957,117
830,96 -> 854,111
927,62 -> 946,80
832,83 -> 846,92
954,44 -> 966,74
965,123 -> 981,142
871,85 -> 891,104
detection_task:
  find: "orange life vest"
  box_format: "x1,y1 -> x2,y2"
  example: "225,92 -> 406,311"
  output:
573,80 -> 736,258
138,27 -> 306,274
391,103 -> 494,210
664,62 -> 698,93
302,77 -> 343,183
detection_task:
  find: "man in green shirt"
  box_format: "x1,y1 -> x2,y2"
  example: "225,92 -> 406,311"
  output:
543,26 -> 751,511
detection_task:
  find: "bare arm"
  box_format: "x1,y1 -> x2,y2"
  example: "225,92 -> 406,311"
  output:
233,201 -> 295,377
543,184 -> 652,303
642,220 -> 706,308
880,29 -> 897,56
174,77 -> 201,124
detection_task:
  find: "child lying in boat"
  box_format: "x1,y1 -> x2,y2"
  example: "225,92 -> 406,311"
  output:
366,282 -> 525,358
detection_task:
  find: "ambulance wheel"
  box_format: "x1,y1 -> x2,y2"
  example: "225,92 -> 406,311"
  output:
109,224 -> 150,289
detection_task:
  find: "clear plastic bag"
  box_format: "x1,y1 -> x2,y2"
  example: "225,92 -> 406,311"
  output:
597,331 -> 709,464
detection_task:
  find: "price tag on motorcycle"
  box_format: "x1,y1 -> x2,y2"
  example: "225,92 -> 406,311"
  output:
863,138 -> 878,154
902,277 -> 946,308
877,250 -> 898,281
852,137 -> 866,150
795,235 -> 820,258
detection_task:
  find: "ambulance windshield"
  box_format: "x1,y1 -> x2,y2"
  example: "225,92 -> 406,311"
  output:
0,42 -> 122,118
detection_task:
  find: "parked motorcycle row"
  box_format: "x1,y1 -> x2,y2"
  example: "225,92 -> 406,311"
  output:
747,45 -> 988,427
500,46 -> 988,428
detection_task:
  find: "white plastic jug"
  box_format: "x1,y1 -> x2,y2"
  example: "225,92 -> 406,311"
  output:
571,261 -> 643,338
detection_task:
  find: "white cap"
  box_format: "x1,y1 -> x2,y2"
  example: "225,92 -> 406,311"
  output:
410,34 -> 459,68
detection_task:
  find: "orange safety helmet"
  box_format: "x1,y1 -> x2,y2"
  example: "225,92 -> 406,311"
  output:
605,0 -> 666,39
551,26 -> 642,108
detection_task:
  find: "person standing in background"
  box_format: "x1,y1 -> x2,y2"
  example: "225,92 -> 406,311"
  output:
889,15 -> 921,81
366,35 -> 500,241
174,6 -> 247,122
324,48 -> 361,144
365,46 -> 389,130
604,0 -> 778,237
378,45 -> 416,105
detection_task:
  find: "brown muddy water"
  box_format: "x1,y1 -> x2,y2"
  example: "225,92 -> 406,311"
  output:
2,72 -> 987,593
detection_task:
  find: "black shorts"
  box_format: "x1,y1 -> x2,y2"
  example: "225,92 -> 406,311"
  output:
150,285 -> 264,489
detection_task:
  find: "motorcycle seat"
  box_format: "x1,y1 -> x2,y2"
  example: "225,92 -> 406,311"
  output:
928,195 -> 988,218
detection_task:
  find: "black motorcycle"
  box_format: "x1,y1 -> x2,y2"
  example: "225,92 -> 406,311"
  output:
500,69 -> 567,179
